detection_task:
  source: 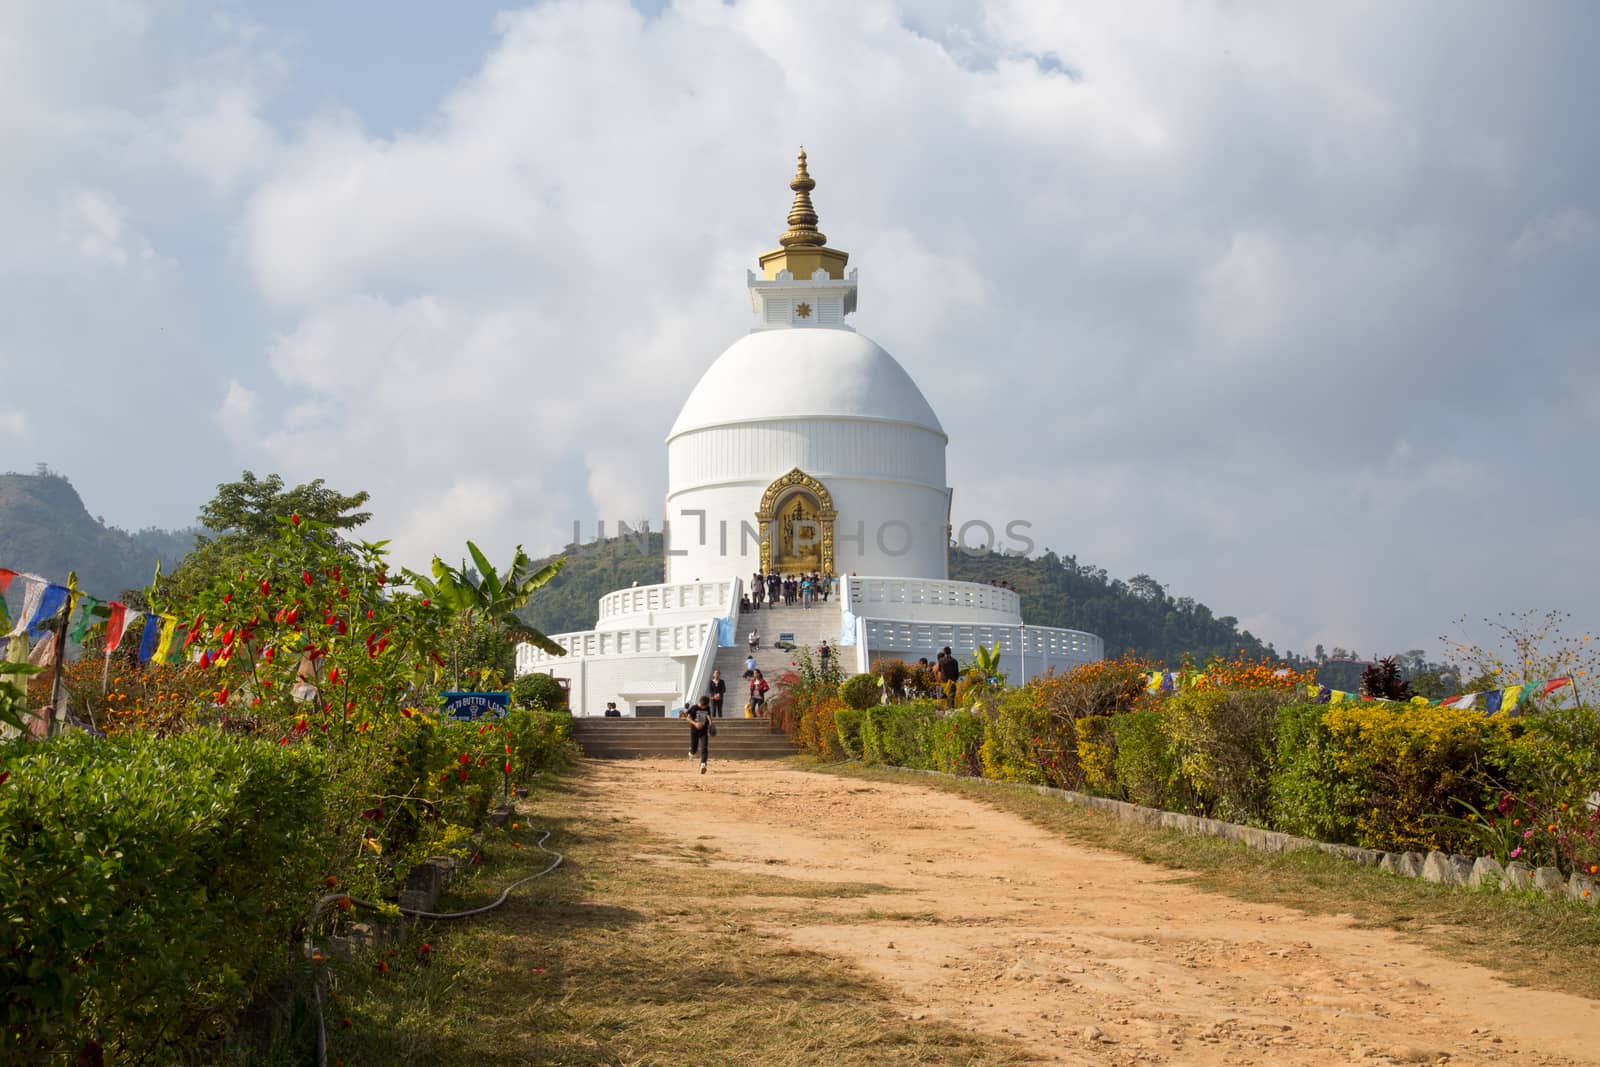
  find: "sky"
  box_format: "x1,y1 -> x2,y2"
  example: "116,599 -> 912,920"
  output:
1,0 -> 1596,659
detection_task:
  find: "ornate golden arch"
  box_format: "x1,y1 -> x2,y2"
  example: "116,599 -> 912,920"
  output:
756,468 -> 837,575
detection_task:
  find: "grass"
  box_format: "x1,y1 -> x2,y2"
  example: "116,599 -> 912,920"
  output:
807,761 -> 1600,1001
271,770 -> 1016,1067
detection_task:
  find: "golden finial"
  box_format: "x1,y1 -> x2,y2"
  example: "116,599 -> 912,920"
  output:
779,147 -> 827,248
757,147 -> 849,281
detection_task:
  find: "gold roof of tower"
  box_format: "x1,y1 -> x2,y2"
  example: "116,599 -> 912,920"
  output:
758,148 -> 850,281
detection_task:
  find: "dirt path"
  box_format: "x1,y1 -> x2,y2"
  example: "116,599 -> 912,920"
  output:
581,759 -> 1600,1066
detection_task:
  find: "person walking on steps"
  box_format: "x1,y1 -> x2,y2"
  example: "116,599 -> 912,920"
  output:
748,669 -> 770,717
708,669 -> 726,718
686,696 -> 713,773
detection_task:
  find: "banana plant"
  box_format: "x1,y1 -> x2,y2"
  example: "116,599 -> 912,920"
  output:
405,542 -> 567,688
968,642 -> 1007,691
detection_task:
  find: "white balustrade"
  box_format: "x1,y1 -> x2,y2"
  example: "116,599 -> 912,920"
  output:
515,620 -> 714,674
596,580 -> 735,629
859,619 -> 1103,670
844,576 -> 1021,623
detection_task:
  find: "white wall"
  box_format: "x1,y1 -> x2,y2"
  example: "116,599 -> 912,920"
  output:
665,414 -> 950,586
861,619 -> 1103,685
665,479 -> 950,584
521,653 -> 698,717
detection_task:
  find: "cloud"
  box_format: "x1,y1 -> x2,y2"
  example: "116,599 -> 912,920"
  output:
5,0 -> 1598,658
0,409 -> 27,438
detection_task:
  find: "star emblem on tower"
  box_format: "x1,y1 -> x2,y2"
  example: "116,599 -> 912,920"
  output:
795,302 -> 812,318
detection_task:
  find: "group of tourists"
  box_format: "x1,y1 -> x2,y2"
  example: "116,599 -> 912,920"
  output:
741,570 -> 834,611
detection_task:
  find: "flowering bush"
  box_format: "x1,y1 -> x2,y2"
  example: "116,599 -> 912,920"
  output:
1322,702 -> 1518,853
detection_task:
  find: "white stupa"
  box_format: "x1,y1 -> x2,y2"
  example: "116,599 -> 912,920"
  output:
517,151 -> 1102,715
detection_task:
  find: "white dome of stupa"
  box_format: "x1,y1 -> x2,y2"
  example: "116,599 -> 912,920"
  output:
663,149 -> 953,585
667,329 -> 944,442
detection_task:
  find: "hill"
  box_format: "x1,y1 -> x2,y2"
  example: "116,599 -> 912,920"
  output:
516,534 -> 1275,663
0,469 -> 196,600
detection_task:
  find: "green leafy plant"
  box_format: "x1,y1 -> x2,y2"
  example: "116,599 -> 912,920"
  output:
839,673 -> 880,711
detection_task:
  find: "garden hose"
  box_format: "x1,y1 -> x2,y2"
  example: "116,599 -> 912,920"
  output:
309,825 -> 564,1066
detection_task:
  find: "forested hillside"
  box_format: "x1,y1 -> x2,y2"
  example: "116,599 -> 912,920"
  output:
0,469 -> 195,598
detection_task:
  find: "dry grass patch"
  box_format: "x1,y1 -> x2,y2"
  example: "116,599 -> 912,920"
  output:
810,762 -> 1600,1001
304,771 -> 1014,1067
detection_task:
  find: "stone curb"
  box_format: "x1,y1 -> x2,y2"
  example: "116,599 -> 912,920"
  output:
880,765 -> 1595,907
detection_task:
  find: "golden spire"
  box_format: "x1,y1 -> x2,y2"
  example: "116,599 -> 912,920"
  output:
758,147 -> 849,281
779,148 -> 827,248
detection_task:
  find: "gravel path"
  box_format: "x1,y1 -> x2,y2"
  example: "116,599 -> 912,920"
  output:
584,759 -> 1600,1066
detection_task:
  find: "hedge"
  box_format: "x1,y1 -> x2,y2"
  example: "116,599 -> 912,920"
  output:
0,731 -> 329,1062
792,676 -> 1600,876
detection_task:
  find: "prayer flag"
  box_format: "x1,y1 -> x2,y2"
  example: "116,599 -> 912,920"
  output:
103,602 -> 133,655
1439,693 -> 1478,710
1542,676 -> 1573,697
0,568 -> 15,593
26,583 -> 70,642
1481,685 -> 1524,714
70,596 -> 104,644
151,615 -> 178,665
5,576 -> 46,639
137,613 -> 161,665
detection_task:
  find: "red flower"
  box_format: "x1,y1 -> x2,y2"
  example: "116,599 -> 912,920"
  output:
421,599 -> 431,607
329,668 -> 341,684
198,651 -> 211,669
259,579 -> 270,596
0,771 -> 8,787
290,513 -> 301,526
458,769 -> 468,782
346,700 -> 356,711
222,592 -> 232,604
505,744 -> 512,755
217,687 -> 230,704
504,761 -> 512,774
302,570 -> 313,586
264,647 -> 275,662
458,753 -> 470,765
336,619 -> 348,635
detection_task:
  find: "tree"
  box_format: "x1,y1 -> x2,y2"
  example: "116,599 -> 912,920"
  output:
198,471 -> 371,540
406,542 -> 567,688
140,473 -> 372,610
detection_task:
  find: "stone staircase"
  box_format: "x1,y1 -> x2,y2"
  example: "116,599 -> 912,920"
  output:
711,602 -> 856,701
570,717 -> 796,759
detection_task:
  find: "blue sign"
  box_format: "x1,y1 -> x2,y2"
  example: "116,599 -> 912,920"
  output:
440,691 -> 510,721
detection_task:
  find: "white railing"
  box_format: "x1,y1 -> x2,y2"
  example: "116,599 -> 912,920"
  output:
843,575 -> 1021,623
681,620 -> 722,714
515,620 -> 714,674
597,580 -> 735,628
859,619 -> 1103,671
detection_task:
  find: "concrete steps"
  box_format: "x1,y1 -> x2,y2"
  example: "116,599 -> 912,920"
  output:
571,718 -> 795,759
718,603 -> 855,684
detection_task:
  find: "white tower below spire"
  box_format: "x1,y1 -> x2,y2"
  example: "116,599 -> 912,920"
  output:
747,265 -> 859,329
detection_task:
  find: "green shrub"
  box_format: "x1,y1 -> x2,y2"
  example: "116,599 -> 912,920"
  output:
505,706 -> 578,779
0,730 -> 329,1063
1075,714 -> 1117,794
926,707 -> 986,776
1163,688 -> 1292,823
1323,702 -> 1517,852
860,705 -> 938,767
1111,709 -> 1179,809
1267,702 -> 1355,842
979,689 -> 1049,784
834,707 -> 866,759
511,672 -> 569,711
1496,706 -> 1600,871
839,673 -> 880,710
